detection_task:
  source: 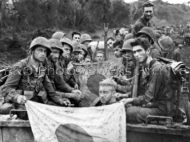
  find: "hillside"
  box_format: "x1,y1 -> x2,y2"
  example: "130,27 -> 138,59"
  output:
0,0 -> 190,66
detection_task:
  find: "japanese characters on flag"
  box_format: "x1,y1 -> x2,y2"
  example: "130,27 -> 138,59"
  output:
25,101 -> 126,142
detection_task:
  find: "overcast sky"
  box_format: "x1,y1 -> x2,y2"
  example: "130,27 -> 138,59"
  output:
124,0 -> 189,4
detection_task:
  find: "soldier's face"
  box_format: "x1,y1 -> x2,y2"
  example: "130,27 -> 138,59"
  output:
33,46 -> 47,62
62,44 -> 71,58
99,86 -> 114,104
95,53 -> 104,62
107,39 -> 114,49
73,34 -> 81,43
51,48 -> 61,62
143,7 -> 153,20
114,46 -> 121,58
133,45 -> 147,63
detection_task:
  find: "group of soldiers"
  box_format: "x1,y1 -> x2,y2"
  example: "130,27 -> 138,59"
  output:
0,1 -> 190,124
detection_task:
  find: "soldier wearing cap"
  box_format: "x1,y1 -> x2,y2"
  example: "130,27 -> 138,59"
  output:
0,37 -> 71,114
132,1 -> 154,36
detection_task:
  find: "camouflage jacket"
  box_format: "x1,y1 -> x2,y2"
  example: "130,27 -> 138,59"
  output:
0,56 -> 65,105
47,57 -> 74,93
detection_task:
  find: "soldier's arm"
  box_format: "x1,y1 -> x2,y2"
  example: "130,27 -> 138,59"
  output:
133,67 -> 163,105
0,65 -> 23,103
54,73 -> 74,93
43,75 -> 67,105
116,84 -> 132,94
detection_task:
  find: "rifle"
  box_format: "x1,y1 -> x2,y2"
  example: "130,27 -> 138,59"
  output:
132,61 -> 139,98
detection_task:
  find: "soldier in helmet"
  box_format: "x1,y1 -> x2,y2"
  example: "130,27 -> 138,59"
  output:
0,37 -> 71,114
60,37 -> 73,64
158,35 -> 175,59
51,31 -> 65,40
60,37 -> 79,90
80,33 -> 93,60
47,39 -> 83,106
132,2 -> 154,36
112,39 -> 135,96
136,27 -> 162,58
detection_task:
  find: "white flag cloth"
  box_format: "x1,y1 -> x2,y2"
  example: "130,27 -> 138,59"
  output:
25,101 -> 126,142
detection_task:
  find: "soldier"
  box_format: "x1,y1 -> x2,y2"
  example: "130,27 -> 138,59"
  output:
52,31 -> 65,40
132,2 -> 154,36
80,33 -> 93,60
60,37 -> 79,90
94,50 -> 105,62
48,39 -> 82,105
113,39 -> 135,95
0,37 -> 71,114
72,31 -> 81,44
72,44 -> 88,64
60,37 -> 73,66
158,35 -> 174,59
136,27 -> 162,58
91,78 -> 117,106
120,37 -> 176,123
173,43 -> 183,62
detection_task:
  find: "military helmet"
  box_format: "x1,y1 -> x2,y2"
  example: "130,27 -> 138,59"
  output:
29,36 -> 51,56
73,44 -> 88,58
121,38 -> 135,52
60,37 -> 73,52
136,27 -> 155,44
51,31 -> 65,40
49,38 -> 63,54
80,34 -> 92,44
158,36 -> 174,52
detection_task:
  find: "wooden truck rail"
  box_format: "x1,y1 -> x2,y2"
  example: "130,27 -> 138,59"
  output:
0,120 -> 190,142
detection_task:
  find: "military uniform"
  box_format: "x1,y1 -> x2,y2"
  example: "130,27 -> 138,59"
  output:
132,16 -> 152,36
126,60 -> 176,123
0,56 -> 66,114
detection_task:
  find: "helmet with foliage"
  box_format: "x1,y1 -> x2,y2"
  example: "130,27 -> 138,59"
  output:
60,37 -> 73,52
80,34 -> 92,44
29,36 -> 51,56
51,31 -> 65,40
49,38 -> 63,54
